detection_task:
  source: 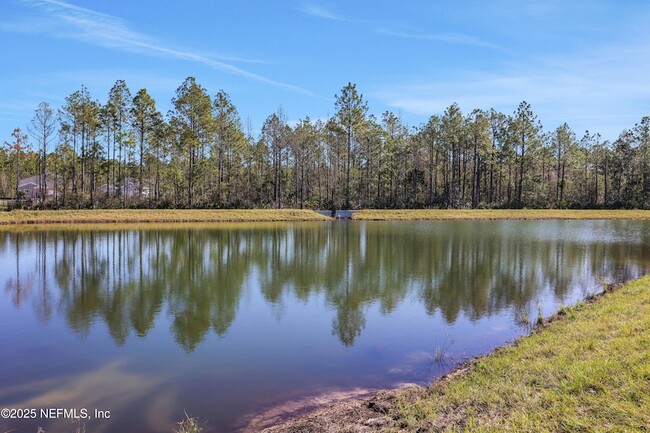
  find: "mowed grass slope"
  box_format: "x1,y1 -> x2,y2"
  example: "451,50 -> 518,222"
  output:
352,209 -> 650,221
0,209 -> 331,225
391,277 -> 650,432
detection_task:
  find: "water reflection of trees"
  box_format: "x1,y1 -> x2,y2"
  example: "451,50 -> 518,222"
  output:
1,221 -> 648,350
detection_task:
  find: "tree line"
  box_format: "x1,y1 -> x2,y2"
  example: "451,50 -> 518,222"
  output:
2,78 -> 649,209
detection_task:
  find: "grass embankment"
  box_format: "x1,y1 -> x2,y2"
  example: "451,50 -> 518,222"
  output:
352,209 -> 650,221
0,209 -> 330,226
3,209 -> 649,226
264,276 -> 650,432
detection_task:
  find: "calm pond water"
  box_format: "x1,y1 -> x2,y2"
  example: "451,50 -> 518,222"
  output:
0,220 -> 649,432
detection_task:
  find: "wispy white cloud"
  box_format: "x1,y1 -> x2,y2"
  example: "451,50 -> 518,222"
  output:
298,4 -> 349,22
0,69 -> 185,133
1,360 -> 171,433
376,28 -> 504,51
298,5 -> 502,50
10,0 -> 311,95
371,39 -> 650,140
47,69 -> 189,95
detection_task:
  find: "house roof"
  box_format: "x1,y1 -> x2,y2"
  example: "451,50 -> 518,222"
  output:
18,174 -> 55,189
18,181 -> 38,189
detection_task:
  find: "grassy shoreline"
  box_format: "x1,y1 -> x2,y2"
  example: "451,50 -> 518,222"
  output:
262,276 -> 650,432
0,209 -> 331,226
2,209 -> 650,227
352,209 -> 650,220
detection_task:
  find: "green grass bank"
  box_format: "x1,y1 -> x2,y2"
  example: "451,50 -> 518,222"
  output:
3,209 -> 650,227
352,209 -> 650,221
262,276 -> 650,432
0,209 -> 331,226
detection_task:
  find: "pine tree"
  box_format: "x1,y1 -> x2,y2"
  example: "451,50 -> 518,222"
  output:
335,83 -> 368,209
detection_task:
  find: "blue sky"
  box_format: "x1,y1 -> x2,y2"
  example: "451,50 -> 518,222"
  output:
1,0 -> 649,144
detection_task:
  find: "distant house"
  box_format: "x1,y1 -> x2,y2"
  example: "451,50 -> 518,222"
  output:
98,179 -> 150,199
16,175 -> 150,201
17,174 -> 55,199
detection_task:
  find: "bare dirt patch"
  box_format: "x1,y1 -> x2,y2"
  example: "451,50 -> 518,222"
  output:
255,386 -> 423,433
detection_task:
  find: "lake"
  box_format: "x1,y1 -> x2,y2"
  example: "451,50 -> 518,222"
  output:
1,220 -> 648,432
